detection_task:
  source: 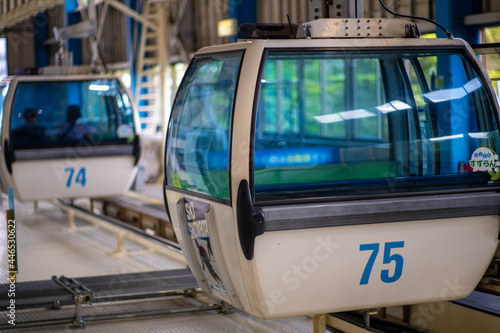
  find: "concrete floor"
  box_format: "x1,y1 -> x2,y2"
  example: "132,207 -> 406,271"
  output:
0,193 -> 318,332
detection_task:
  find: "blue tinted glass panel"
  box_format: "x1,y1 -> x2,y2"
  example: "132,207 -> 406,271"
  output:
166,51 -> 243,200
10,79 -> 136,149
254,50 -> 500,201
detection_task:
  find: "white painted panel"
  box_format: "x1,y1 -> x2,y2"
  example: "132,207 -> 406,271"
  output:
254,216 -> 499,318
12,156 -> 136,201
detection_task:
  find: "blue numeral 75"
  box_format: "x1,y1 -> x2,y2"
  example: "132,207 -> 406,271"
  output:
359,241 -> 404,285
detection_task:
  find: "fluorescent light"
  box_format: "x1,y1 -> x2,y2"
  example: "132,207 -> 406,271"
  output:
429,133 -> 464,142
376,100 -> 412,114
468,132 -> 489,139
314,109 -> 375,123
424,78 -> 482,103
424,87 -> 467,103
314,114 -> 343,123
463,78 -> 481,94
89,84 -> 110,91
340,109 -> 375,120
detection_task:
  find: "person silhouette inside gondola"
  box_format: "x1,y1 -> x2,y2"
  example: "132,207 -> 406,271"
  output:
58,105 -> 96,140
12,108 -> 45,145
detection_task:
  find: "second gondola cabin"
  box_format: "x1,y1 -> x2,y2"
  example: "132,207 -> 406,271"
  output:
0,70 -> 141,201
164,19 -> 500,318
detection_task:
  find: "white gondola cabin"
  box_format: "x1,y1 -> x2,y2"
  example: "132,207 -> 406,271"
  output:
164,19 -> 500,318
0,72 -> 141,201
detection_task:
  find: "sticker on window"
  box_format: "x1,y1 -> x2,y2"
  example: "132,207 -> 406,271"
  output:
469,147 -> 500,182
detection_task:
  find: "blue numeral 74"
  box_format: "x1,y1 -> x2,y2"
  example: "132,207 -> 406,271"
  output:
359,241 -> 404,285
64,167 -> 86,188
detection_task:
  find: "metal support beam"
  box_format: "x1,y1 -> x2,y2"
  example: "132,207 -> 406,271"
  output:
106,0 -> 159,32
55,200 -> 187,264
0,0 -> 67,28
311,314 -> 326,333
324,313 -> 374,333
158,2 -> 170,134
170,0 -> 190,63
465,11 -> 500,26
57,20 -> 96,39
309,0 -> 363,20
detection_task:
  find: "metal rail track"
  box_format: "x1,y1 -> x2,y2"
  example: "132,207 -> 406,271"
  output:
0,199 -> 234,330
54,198 -> 186,264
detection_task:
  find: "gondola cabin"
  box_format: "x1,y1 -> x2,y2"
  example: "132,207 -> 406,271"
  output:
164,19 -> 500,318
0,71 -> 141,201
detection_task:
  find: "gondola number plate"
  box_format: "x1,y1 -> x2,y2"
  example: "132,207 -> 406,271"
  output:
359,241 -> 404,285
64,167 -> 86,187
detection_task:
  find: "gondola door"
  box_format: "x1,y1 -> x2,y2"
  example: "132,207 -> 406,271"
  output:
164,47 -> 257,313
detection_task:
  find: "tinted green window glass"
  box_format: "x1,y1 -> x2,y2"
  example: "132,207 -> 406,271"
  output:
166,52 -> 243,200
254,50 -> 500,201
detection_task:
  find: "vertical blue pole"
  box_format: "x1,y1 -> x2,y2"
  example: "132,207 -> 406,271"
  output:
435,0 -> 480,173
230,0 -> 257,40
435,0 -> 479,43
65,0 -> 82,65
67,12 -> 82,65
228,0 -> 237,43
34,13 -> 49,68
127,0 -> 139,97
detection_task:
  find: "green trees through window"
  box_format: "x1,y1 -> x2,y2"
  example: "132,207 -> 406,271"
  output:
254,49 -> 500,201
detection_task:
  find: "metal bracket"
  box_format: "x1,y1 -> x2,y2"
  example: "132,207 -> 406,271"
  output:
405,23 -> 421,38
297,18 -> 421,39
302,24 -> 312,38
309,0 -> 364,20
218,301 -> 232,314
52,275 -> 93,328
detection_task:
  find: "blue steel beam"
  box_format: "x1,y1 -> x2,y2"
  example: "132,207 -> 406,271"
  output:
435,0 -> 480,173
230,0 -> 257,40
66,0 -> 82,65
34,13 -> 49,68
435,0 -> 479,43
127,0 -> 139,97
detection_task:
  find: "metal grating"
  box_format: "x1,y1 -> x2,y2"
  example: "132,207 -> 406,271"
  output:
0,268 -> 197,310
0,279 -> 71,304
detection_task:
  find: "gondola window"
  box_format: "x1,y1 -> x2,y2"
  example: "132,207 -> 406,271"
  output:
166,52 -> 243,200
10,79 -> 136,149
253,50 -> 500,201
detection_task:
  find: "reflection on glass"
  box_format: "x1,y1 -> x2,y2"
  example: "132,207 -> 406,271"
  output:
254,49 -> 500,201
166,52 -> 243,200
